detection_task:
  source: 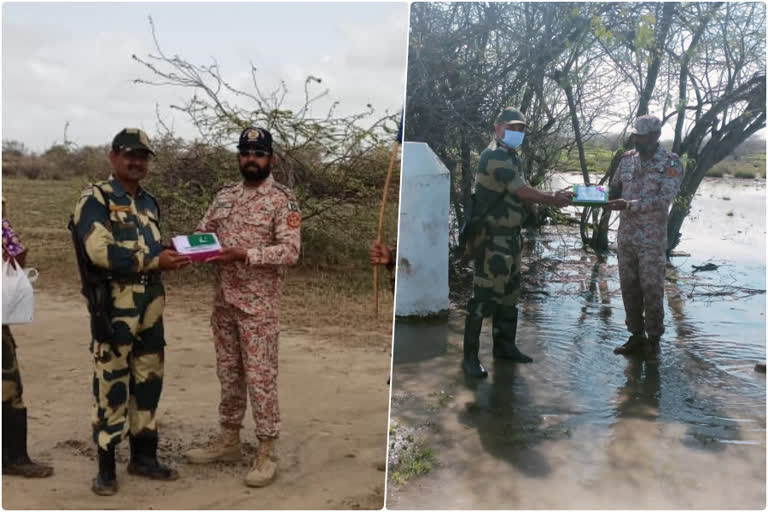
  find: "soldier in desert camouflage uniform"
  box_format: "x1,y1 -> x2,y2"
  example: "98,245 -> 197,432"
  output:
462,107 -> 573,378
72,128 -> 190,495
606,114 -> 683,360
186,127 -> 300,488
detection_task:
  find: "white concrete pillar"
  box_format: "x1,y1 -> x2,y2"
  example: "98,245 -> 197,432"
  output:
395,142 -> 450,316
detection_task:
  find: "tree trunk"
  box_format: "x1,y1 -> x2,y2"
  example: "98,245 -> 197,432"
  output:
636,3 -> 675,117
459,138 -> 473,228
563,78 -> 590,186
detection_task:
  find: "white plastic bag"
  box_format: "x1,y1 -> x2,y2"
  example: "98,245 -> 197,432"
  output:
2,260 -> 35,324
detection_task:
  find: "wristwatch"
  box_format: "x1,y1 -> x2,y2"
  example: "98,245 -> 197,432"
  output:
626,201 -> 632,212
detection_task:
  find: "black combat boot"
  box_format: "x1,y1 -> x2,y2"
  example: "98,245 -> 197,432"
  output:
2,404 -> 54,478
462,299 -> 488,378
614,333 -> 648,355
127,436 -> 179,481
492,305 -> 532,363
92,446 -> 118,496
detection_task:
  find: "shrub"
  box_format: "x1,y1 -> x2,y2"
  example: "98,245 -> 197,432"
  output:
706,167 -> 725,177
734,170 -> 756,179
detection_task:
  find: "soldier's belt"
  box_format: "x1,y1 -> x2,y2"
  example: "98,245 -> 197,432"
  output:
107,271 -> 162,286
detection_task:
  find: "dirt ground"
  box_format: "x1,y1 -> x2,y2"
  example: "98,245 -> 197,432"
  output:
2,287 -> 391,509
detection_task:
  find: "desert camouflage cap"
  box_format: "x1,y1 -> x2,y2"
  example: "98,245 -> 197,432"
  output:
112,128 -> 155,155
495,107 -> 527,126
631,115 -> 662,135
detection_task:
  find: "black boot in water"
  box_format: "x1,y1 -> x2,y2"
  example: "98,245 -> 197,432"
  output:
462,299 -> 488,378
492,305 -> 532,363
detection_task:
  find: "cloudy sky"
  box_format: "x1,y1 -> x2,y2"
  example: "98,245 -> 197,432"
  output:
2,2 -> 409,152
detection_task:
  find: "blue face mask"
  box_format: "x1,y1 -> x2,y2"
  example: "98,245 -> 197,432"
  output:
502,129 -> 525,148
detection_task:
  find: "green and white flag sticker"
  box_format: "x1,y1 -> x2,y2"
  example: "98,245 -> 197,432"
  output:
188,233 -> 216,247
172,233 -> 222,254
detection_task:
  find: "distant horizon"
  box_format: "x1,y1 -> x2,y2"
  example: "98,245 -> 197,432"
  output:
4,128 -> 764,156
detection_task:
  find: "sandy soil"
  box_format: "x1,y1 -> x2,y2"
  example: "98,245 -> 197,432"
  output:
2,289 -> 391,509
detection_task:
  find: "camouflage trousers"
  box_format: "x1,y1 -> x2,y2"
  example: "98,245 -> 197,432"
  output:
211,303 -> 280,438
2,326 -> 24,409
471,229 -> 523,317
91,282 -> 166,451
617,240 -> 666,337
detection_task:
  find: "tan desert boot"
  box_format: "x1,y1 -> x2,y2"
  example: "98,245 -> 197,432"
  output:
186,426 -> 241,464
244,438 -> 278,487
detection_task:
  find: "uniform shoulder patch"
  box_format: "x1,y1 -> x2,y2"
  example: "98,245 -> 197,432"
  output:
286,212 -> 301,229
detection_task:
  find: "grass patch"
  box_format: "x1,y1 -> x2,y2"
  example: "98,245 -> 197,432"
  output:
389,448 -> 433,486
388,422 -> 435,486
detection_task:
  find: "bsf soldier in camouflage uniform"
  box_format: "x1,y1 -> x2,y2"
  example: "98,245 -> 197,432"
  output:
606,115 -> 683,359
2,202 -> 54,479
72,128 -> 190,495
462,107 -> 573,378
186,127 -> 300,488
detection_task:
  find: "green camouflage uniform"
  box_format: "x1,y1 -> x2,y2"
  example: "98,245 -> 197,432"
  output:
72,178 -> 166,451
468,139 -> 528,316
463,109 -> 535,377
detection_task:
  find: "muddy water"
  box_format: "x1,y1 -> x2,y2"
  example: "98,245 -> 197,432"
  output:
388,177 -> 766,509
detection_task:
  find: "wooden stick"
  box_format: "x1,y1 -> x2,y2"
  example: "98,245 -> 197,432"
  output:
374,141 -> 401,314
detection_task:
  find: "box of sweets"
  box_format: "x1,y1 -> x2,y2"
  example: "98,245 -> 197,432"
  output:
572,185 -> 609,206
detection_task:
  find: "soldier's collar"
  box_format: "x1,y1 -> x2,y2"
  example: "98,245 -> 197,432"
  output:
241,174 -> 274,195
494,138 -> 519,156
108,178 -> 146,198
108,178 -> 127,197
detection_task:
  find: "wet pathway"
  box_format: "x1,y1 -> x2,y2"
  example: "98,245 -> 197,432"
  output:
388,178 -> 766,509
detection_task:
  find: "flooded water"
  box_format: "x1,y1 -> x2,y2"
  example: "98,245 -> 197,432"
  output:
388,177 -> 766,509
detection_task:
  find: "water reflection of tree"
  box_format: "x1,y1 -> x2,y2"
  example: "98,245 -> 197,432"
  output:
576,254 -> 615,328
